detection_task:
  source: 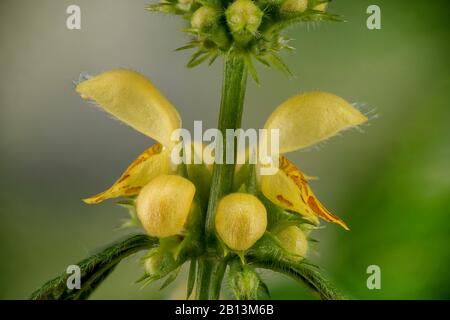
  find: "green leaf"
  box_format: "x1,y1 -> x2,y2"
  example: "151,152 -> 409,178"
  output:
159,267 -> 181,291
187,50 -> 211,68
30,234 -> 157,300
175,43 -> 199,52
267,53 -> 293,77
186,259 -> 197,299
247,255 -> 345,300
244,54 -> 260,85
211,257 -> 229,300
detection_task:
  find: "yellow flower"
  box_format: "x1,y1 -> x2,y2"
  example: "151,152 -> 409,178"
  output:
76,70 -> 367,233
255,92 -> 368,230
76,69 -> 186,204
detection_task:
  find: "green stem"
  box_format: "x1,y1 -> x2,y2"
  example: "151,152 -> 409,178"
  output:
196,55 -> 248,300
205,55 -> 248,241
195,257 -> 216,300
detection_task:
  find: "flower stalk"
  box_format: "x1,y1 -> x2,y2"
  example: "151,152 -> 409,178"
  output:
198,55 -> 248,299
205,56 -> 248,242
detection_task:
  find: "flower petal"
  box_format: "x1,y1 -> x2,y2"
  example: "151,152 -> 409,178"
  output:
76,69 -> 181,148
260,156 -> 349,230
83,143 -> 170,204
263,92 -> 368,154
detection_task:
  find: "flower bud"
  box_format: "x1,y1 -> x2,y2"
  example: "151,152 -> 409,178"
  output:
136,175 -> 196,238
275,226 -> 308,258
313,1 -> 328,12
229,263 -> 268,299
226,0 -> 263,35
144,251 -> 163,275
280,0 -> 308,14
215,193 -> 267,251
191,6 -> 219,31
177,0 -> 194,12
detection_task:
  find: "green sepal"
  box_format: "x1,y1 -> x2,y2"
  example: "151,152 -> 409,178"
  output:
115,198 -> 141,230
228,259 -> 270,300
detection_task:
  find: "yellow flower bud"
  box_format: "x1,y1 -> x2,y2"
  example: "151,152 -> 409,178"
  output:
144,252 -> 163,275
280,0 -> 308,14
215,193 -> 267,251
226,0 -> 263,35
191,6 -> 219,30
177,0 -> 194,11
313,2 -> 328,12
136,175 -> 196,238
275,226 -> 308,258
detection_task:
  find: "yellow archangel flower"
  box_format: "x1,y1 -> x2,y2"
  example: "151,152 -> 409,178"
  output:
76,69 -> 367,234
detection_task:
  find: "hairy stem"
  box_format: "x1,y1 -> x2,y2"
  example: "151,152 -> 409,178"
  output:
196,55 -> 248,300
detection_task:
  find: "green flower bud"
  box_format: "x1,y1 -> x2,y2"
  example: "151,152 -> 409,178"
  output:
275,226 -> 308,259
313,1 -> 328,12
226,0 -> 263,36
177,0 -> 194,12
215,193 -> 267,251
229,263 -> 268,299
144,251 -> 163,275
280,0 -> 308,14
191,6 -> 219,31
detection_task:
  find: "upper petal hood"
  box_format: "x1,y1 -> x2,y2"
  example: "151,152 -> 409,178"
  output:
263,92 -> 368,154
76,69 -> 181,148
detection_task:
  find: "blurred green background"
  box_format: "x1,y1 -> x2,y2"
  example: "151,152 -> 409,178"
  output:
0,0 -> 449,299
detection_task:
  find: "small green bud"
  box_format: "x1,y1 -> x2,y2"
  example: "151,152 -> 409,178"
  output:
313,1 -> 328,12
177,0 -> 194,12
144,251 -> 163,275
280,0 -> 308,14
229,263 -> 269,299
191,6 -> 219,31
275,226 -> 308,259
226,0 -> 263,36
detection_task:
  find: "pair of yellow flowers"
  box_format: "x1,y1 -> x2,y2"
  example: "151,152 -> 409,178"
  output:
76,69 -> 367,252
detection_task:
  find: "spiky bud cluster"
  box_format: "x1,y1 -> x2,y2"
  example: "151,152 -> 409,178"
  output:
147,0 -> 341,79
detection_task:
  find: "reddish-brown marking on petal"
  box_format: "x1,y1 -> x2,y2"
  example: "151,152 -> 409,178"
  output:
118,174 -> 130,183
276,195 -> 293,207
307,196 -> 349,230
124,187 -> 142,195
